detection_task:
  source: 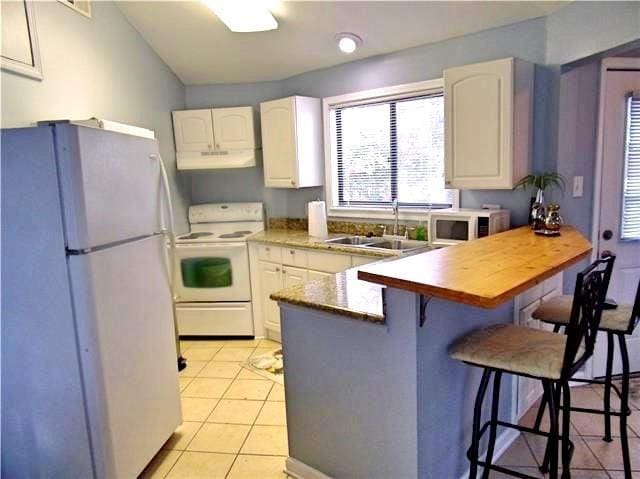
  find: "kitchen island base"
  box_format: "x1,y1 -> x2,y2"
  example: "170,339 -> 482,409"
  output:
280,288 -> 518,479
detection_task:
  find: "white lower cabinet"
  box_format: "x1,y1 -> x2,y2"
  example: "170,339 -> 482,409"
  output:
248,243 -> 381,339
307,269 -> 333,281
282,266 -> 308,288
517,299 -> 543,417
257,260 -> 283,332
514,272 -> 562,419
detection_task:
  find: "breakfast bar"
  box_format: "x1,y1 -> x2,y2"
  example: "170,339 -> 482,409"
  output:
272,227 -> 592,479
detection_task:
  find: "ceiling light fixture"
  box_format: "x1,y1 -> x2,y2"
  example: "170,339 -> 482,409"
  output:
336,33 -> 361,54
202,0 -> 278,33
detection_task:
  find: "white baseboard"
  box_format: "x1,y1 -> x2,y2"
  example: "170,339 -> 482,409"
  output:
285,457 -> 333,479
458,427 -> 520,479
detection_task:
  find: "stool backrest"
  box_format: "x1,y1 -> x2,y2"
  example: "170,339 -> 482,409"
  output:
562,255 -> 616,379
626,280 -> 640,334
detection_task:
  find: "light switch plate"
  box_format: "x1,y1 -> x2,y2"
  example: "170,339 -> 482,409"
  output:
572,176 -> 584,198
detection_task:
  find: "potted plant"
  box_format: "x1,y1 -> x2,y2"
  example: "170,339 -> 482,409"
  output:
514,171 -> 566,205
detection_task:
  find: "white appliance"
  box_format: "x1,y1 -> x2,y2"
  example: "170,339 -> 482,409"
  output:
174,202 -> 264,336
428,208 -> 510,247
1,123 -> 181,478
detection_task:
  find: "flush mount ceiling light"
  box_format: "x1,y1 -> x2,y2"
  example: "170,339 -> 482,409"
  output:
336,33 -> 362,54
202,0 -> 278,33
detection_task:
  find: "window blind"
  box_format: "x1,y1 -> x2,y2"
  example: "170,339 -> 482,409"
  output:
330,93 -> 453,208
622,94 -> 640,240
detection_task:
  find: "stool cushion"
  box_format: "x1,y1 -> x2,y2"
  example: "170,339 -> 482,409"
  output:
449,324 -> 572,380
532,295 -> 634,332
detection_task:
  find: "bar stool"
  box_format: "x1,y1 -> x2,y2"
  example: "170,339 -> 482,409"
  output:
449,255 -> 615,479
531,278 -> 639,478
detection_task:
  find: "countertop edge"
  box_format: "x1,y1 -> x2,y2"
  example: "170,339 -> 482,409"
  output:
247,231 -> 401,258
270,291 -> 386,324
357,227 -> 593,309
358,248 -> 591,309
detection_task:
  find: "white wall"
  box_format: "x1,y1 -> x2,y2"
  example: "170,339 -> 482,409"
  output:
1,1 -> 190,232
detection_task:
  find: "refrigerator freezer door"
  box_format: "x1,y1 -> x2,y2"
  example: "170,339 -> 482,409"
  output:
68,234 -> 181,478
1,127 -> 95,478
55,124 -> 163,250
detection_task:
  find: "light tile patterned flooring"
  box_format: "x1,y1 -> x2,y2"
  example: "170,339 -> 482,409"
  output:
496,378 -> 640,478
140,338 -> 288,479
141,340 -> 639,479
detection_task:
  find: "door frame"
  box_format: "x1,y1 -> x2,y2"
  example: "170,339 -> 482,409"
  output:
590,57 -> 640,262
589,57 -> 640,378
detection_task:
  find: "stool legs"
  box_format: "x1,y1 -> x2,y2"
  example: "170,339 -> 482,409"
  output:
603,332 -> 615,442
618,333 -> 632,479
561,382 -> 572,479
533,391 -> 547,431
470,369 -> 491,479
546,381 -> 560,479
482,371 -> 503,479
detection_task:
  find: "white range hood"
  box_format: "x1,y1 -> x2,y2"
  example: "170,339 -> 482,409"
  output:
176,149 -> 256,170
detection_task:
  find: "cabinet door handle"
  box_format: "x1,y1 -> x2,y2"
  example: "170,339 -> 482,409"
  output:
275,267 -> 280,272
291,180 -> 296,186
289,250 -> 294,254
265,247 -> 270,251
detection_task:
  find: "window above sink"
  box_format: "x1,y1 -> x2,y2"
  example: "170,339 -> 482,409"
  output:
323,79 -> 459,221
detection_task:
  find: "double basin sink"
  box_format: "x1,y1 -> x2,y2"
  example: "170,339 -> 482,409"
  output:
324,235 -> 429,253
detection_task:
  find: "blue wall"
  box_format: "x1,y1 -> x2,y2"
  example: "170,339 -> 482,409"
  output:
185,2 -> 640,230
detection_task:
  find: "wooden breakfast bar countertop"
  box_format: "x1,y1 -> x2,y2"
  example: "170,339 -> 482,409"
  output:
357,226 -> 592,309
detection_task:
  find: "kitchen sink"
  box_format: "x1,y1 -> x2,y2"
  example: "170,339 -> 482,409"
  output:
324,236 -> 383,246
365,239 -> 430,251
324,236 -> 428,252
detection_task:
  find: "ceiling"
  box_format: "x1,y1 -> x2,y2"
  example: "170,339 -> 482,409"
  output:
118,1 -> 567,85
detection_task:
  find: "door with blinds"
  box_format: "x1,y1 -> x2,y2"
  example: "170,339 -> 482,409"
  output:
594,59 -> 640,375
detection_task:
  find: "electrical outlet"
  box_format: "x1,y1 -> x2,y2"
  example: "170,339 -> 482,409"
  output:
572,176 -> 584,198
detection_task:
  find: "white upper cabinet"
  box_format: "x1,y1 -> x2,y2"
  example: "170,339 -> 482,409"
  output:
444,57 -> 534,189
172,106 -> 258,170
172,109 -> 215,152
260,96 -> 323,188
211,106 -> 256,150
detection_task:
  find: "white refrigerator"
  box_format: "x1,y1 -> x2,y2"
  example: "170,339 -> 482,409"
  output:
1,123 -> 182,478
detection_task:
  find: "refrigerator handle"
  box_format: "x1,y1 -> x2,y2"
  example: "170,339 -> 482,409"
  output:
151,153 -> 186,370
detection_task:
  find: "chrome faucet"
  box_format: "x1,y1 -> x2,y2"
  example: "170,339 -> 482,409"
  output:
392,199 -> 399,236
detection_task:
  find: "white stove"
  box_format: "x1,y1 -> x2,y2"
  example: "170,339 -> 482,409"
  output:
173,203 -> 264,337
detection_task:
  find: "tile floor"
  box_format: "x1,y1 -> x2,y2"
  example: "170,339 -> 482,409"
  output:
140,338 -> 288,479
495,378 -> 640,478
141,340 -> 639,478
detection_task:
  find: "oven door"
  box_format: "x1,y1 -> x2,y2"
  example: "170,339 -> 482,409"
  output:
173,242 -> 251,302
429,215 -> 476,246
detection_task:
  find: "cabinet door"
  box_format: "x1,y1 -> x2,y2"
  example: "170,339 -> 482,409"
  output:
517,299 -> 543,417
211,107 -> 255,150
172,109 -> 214,152
308,269 -> 333,281
258,261 -> 283,328
351,255 -> 376,267
260,97 -> 298,188
307,250 -> 352,273
444,58 -> 514,189
282,266 -> 308,288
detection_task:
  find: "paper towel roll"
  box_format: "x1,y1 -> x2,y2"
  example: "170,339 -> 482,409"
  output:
308,201 -> 328,239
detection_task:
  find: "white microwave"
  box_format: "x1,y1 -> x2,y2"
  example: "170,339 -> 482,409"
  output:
428,208 -> 510,246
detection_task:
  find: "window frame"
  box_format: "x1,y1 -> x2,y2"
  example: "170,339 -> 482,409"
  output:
322,78 -> 458,220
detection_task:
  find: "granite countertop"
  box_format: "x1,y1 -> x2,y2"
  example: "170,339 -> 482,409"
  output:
359,226 -> 592,309
270,267 -> 385,323
248,229 -> 404,258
